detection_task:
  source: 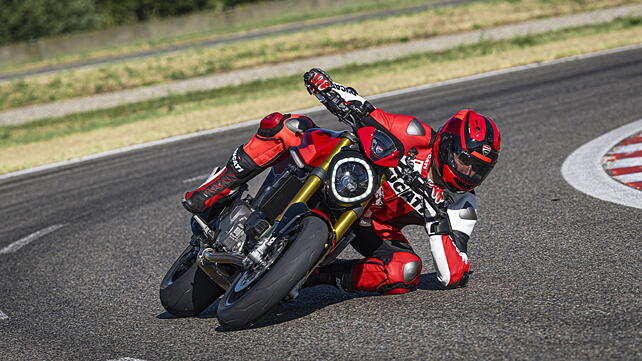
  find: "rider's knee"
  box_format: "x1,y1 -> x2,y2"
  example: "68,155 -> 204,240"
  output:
257,112 -> 316,140
244,113 -> 316,166
377,252 -> 422,294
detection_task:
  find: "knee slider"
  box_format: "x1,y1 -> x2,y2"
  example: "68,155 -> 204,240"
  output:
387,252 -> 422,285
284,115 -> 315,133
258,112 -> 286,138
375,253 -> 421,294
258,113 -> 316,138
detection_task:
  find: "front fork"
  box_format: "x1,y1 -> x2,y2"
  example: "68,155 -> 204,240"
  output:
277,134 -> 354,240
198,132 -> 385,289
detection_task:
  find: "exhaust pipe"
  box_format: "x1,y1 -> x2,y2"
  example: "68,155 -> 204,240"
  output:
202,249 -> 246,267
198,248 -> 246,290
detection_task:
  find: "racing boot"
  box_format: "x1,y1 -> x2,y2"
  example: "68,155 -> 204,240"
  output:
182,146 -> 263,214
302,259 -> 357,292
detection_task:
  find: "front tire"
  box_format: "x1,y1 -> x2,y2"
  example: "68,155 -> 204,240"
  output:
160,245 -> 225,317
217,216 -> 328,330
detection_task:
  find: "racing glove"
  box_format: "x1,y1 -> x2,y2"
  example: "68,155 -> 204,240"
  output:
303,68 -> 375,126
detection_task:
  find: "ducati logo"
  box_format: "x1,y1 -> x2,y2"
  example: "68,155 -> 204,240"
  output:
482,145 -> 491,156
231,148 -> 244,173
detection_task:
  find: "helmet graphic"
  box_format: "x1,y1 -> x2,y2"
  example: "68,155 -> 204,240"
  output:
432,109 -> 501,192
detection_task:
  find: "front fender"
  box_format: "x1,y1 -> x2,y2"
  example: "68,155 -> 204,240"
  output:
273,202 -> 334,245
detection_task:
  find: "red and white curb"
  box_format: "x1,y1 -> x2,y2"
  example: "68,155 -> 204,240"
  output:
562,118 -> 642,209
603,132 -> 642,190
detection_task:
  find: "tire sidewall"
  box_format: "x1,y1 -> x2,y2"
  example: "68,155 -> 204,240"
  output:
217,216 -> 329,330
160,245 -> 225,317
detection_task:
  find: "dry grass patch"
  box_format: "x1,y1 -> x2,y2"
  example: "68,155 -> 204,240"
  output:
0,0 -> 435,75
0,0 -> 636,111
1,21 -> 641,174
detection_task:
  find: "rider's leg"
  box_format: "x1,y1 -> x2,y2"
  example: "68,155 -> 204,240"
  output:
305,220 -> 422,295
182,112 -> 316,214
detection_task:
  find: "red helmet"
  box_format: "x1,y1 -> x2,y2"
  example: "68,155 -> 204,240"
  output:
432,109 -> 501,192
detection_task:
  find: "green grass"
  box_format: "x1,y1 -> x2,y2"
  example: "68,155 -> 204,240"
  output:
0,0 -> 634,111
0,0 -> 439,74
1,16 -> 639,149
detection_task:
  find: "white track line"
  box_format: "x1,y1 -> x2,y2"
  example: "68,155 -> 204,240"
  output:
561,118 -> 642,209
1,44 -> 641,182
0,310 -> 8,320
0,224 -> 65,255
107,358 -> 148,361
182,174 -> 207,183
604,157 -> 642,169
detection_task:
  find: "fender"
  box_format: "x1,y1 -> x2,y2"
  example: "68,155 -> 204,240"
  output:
273,202 -> 334,245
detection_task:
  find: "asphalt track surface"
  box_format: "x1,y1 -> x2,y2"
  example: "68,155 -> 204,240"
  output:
1,48 -> 641,360
0,0 -> 479,82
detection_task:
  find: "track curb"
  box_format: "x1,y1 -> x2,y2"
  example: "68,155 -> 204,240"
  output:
562,118 -> 642,209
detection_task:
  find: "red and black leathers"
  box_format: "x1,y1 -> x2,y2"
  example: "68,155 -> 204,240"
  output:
185,107 -> 480,293
183,112 -> 317,214
336,108 -> 475,291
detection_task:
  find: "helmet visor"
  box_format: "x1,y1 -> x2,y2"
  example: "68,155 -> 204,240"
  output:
444,141 -> 495,186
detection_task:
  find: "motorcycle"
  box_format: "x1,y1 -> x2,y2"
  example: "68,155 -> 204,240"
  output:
159,116 -> 443,330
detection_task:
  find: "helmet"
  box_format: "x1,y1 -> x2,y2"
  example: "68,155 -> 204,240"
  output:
432,109 -> 501,192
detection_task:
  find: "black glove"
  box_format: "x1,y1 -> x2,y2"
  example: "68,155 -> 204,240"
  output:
304,68 -> 375,125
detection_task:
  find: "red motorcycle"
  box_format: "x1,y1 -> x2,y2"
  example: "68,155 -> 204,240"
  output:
160,123 -> 441,330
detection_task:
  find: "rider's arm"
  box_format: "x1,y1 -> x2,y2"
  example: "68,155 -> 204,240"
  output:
425,192 -> 477,288
303,68 -> 375,125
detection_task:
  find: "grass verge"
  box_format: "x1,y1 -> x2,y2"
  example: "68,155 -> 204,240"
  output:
0,0 -> 635,111
0,0 -> 437,75
1,16 -> 641,174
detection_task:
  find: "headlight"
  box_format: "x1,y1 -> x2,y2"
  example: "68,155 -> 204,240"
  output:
328,152 -> 377,206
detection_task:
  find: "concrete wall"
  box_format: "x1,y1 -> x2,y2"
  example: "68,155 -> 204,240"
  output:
0,0 -> 383,67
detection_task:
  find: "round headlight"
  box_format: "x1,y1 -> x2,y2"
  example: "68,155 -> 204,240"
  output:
329,153 -> 376,205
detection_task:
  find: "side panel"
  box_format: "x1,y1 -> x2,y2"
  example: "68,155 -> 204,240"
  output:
258,173 -> 304,221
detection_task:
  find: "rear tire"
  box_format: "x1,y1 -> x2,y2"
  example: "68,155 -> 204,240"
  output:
160,245 -> 225,317
217,216 -> 328,330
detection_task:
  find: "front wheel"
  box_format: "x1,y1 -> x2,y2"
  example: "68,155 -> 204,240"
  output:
160,245 -> 225,317
217,216 -> 329,330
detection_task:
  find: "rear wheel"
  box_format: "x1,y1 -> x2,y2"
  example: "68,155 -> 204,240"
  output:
217,216 -> 328,330
160,245 -> 225,317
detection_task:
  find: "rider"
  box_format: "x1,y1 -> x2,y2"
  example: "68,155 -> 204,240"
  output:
183,69 -> 501,294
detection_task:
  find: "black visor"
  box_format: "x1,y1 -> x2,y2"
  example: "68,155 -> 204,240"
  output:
441,137 -> 495,186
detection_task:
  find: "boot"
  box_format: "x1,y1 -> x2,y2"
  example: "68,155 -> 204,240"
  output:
302,259 -> 356,292
183,146 -> 263,214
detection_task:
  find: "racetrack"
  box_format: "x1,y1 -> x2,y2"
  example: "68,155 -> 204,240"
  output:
0,47 -> 641,360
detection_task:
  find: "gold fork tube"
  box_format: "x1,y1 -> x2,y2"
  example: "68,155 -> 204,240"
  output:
276,136 -> 353,221
332,173 -> 388,240
332,199 -> 370,241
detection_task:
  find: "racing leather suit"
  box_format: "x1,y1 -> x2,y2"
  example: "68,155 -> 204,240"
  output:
183,90 -> 474,295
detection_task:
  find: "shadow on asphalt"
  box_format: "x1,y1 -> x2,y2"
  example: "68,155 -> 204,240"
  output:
154,272 -> 447,330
